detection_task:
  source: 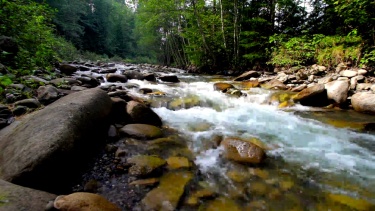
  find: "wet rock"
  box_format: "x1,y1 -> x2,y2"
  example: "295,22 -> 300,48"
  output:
202,197 -> 241,211
236,80 -> 260,89
119,124 -> 163,139
139,88 -> 153,94
358,69 -> 368,75
227,170 -> 251,183
106,73 -> 128,83
76,76 -> 100,88
327,193 -> 373,211
143,73 -> 156,81
109,97 -> 130,124
325,80 -> 349,104
127,101 -> 162,126
186,189 -> 215,206
268,91 -> 295,108
141,171 -> 193,211
225,88 -> 243,97
0,179 -> 56,211
213,82 -> 234,92
11,106 -> 27,116
127,155 -> 166,176
233,70 -> 260,81
351,92 -> 375,114
37,85 -> 61,105
169,96 -> 200,110
293,84 -> 330,107
59,64 -> 78,75
129,178 -> 159,186
83,179 -> 100,193
107,125 -> 119,141
261,79 -> 287,90
340,70 -> 357,78
123,70 -> 144,80
14,98 -> 41,108
159,75 -> 180,83
0,88 -> 112,192
79,65 -> 91,71
221,137 -> 266,164
115,148 -> 126,157
167,156 -> 191,169
53,192 -> 120,211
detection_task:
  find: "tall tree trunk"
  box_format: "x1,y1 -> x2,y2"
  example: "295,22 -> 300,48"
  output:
219,0 -> 227,49
191,0 -> 216,66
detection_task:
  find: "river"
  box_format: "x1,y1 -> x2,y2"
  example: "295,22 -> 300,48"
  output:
77,65 -> 375,210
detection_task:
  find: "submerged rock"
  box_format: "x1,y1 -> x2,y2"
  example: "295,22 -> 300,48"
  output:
119,124 -> 163,139
221,137 -> 266,164
202,197 -> 241,211
166,156 -> 191,169
141,171 -> 193,211
127,155 -> 166,176
53,192 -> 120,211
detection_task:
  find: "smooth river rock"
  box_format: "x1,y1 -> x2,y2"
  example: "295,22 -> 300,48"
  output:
233,70 -> 260,81
325,80 -> 349,104
0,179 -> 56,211
351,92 -> 375,114
119,124 -> 163,139
293,84 -> 330,107
53,192 -> 120,211
0,88 -> 112,192
221,137 -> 266,164
126,101 -> 162,127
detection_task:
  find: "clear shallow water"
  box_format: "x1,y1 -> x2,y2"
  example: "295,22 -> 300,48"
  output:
92,66 -> 375,209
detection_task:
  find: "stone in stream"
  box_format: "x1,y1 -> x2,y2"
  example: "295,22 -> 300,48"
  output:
51,77 -> 82,87
143,73 -> 156,81
127,155 -> 166,176
0,88 -> 112,192
351,92 -> 375,114
106,73 -> 128,83
141,171 -> 193,211
233,70 -> 260,81
123,70 -> 144,80
324,80 -> 349,104
126,101 -> 162,127
236,80 -> 260,89
261,79 -> 288,90
220,137 -> 266,164
0,179 -> 57,211
53,192 -> 120,211
110,97 -> 131,124
159,75 -> 180,83
340,70 -> 358,78
37,85 -> 62,105
213,82 -> 234,92
201,197 -> 242,211
166,156 -> 191,169
292,84 -> 330,107
59,64 -> 78,75
119,124 -> 163,139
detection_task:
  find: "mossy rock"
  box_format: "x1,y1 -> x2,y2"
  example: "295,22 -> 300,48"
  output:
141,171 -> 193,210
127,155 -> 166,177
186,189 -> 215,206
221,137 -> 266,164
213,83 -> 234,92
226,170 -> 250,183
327,193 -> 374,211
119,124 -> 163,140
235,80 -> 260,90
167,156 -> 191,169
200,197 -> 241,211
261,79 -> 287,90
168,95 -> 200,110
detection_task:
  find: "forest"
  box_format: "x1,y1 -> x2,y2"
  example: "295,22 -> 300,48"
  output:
0,0 -> 374,74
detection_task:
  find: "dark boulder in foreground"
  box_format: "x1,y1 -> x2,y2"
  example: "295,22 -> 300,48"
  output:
0,179 -> 56,211
0,88 -> 112,192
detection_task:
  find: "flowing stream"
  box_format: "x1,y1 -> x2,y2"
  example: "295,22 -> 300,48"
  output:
77,65 -> 375,210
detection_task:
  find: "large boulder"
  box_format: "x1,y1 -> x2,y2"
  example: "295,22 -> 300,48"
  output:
159,75 -> 180,83
106,73 -> 128,83
293,84 -> 330,107
220,137 -> 266,164
0,179 -> 56,211
123,70 -> 144,80
127,101 -> 162,126
261,79 -> 288,90
325,80 -> 349,104
233,70 -> 260,81
0,88 -> 112,192
351,92 -> 375,114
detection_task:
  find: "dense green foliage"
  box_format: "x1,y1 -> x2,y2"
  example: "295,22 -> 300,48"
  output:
0,0 -> 374,73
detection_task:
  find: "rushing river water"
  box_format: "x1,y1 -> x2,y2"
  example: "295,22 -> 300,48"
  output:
77,65 -> 375,210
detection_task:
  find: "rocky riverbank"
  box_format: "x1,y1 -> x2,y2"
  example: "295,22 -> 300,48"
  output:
0,61 -> 374,210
